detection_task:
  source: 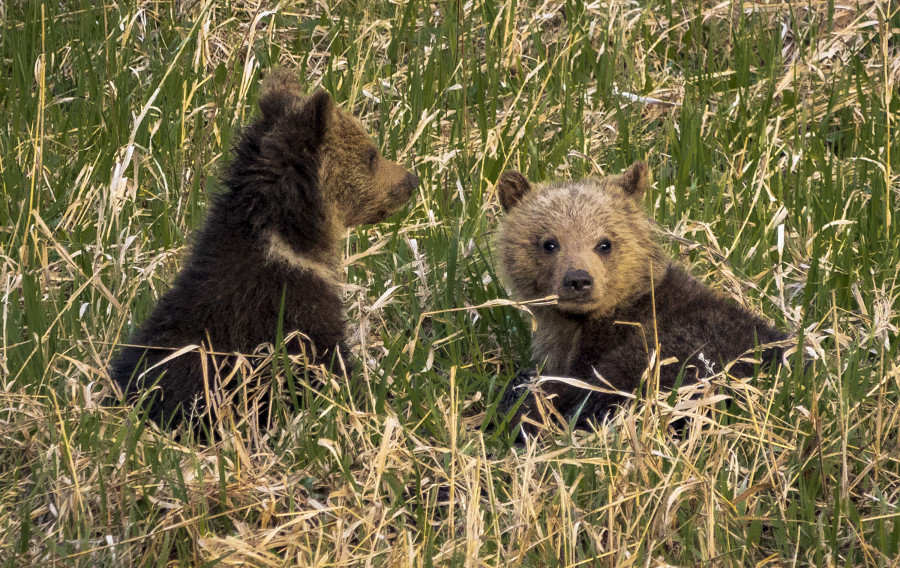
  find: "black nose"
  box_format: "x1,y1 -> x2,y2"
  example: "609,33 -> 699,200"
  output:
405,172 -> 419,191
562,269 -> 593,292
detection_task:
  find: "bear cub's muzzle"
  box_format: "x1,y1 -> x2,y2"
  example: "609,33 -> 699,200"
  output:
559,268 -> 594,302
402,171 -> 420,196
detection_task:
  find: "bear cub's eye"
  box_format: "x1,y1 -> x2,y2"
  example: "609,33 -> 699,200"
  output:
595,238 -> 612,255
542,239 -> 560,254
367,148 -> 379,171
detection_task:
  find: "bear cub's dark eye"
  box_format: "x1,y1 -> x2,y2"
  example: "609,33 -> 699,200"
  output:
367,148 -> 379,170
595,238 -> 612,255
542,239 -> 560,253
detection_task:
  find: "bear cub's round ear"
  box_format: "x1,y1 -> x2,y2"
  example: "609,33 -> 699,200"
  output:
259,69 -> 304,121
259,71 -> 334,146
294,89 -> 334,146
497,171 -> 533,212
617,161 -> 650,199
300,89 -> 334,137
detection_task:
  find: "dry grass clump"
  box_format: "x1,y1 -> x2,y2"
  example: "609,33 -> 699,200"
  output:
1,0 -> 898,566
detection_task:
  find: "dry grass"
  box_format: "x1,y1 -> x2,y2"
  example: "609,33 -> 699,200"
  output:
1,0 -> 899,566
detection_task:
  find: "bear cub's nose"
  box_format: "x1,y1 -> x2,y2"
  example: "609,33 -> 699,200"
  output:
562,269 -> 593,293
405,172 -> 420,192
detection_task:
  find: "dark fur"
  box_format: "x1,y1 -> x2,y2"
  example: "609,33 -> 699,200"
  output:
500,266 -> 788,427
494,163 -> 789,430
112,72 -> 417,426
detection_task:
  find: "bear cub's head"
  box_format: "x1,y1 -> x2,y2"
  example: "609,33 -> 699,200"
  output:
255,70 -> 418,229
495,162 -> 668,318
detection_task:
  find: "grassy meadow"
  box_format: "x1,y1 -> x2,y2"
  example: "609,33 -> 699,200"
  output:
2,0 -> 899,565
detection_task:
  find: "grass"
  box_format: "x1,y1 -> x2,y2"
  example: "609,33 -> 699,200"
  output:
1,0 -> 899,565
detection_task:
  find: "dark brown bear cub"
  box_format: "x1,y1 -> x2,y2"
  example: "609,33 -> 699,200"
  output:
495,162 -> 787,430
111,70 -> 418,427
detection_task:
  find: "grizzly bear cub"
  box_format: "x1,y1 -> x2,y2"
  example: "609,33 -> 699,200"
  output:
494,162 -> 788,430
111,70 -> 418,427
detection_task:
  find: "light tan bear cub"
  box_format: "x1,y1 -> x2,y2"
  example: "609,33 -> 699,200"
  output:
495,162 -> 788,430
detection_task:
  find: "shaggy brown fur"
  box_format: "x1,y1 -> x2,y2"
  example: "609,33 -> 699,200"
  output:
495,163 -> 788,430
111,70 -> 418,427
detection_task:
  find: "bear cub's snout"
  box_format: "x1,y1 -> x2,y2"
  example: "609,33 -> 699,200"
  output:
561,269 -> 593,295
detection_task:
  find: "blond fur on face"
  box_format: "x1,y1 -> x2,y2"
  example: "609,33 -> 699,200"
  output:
496,163 -> 668,319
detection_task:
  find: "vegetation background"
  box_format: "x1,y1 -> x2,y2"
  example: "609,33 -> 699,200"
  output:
2,0 -> 898,565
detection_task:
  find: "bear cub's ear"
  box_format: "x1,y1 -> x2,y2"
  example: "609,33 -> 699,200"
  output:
259,70 -> 334,148
259,69 -> 304,121
497,171 -> 533,211
616,161 -> 650,199
293,89 -> 333,147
